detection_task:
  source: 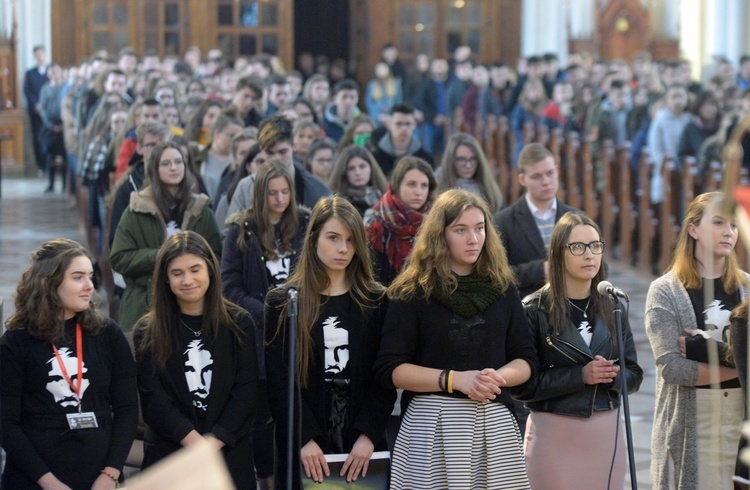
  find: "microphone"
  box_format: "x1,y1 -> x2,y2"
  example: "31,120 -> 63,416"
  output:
597,281 -> 629,301
287,286 -> 299,317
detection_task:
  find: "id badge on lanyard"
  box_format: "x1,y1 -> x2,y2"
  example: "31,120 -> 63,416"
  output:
52,324 -> 99,430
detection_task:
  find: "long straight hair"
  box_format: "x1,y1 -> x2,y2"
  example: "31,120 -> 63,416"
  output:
438,133 -> 504,213
145,141 -> 196,225
239,160 -> 300,260
273,196 -> 384,387
137,231 -> 243,368
7,239 -> 105,343
547,212 -> 614,335
670,192 -> 747,292
388,189 -> 514,301
327,145 -> 388,195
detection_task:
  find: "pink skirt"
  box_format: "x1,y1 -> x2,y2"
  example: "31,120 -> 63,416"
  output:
524,410 -> 627,490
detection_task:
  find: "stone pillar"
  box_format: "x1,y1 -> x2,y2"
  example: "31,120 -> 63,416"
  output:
702,0 -> 745,67
15,0 -> 52,109
568,0 -> 595,39
521,0 -> 568,60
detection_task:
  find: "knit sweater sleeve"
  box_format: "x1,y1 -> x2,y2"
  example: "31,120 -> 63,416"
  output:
645,275 -> 700,386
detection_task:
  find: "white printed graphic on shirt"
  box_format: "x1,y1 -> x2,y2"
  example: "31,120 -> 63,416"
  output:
46,347 -> 90,408
265,253 -> 291,287
166,220 -> 181,237
699,299 -> 732,344
577,319 -> 593,347
184,339 -> 213,412
323,316 -> 349,375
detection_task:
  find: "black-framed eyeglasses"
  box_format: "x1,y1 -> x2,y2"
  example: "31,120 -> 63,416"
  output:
565,241 -> 605,256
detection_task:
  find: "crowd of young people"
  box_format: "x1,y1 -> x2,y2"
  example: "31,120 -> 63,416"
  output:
9,41 -> 750,489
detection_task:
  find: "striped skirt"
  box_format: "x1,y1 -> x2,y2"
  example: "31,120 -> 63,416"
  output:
390,395 -> 530,490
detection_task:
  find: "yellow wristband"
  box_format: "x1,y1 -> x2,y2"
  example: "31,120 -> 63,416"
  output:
447,370 -> 454,394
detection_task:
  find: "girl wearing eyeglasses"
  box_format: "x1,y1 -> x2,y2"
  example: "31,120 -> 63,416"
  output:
645,192 -> 749,489
436,133 -> 503,214
516,211 -> 643,489
111,142 -> 222,331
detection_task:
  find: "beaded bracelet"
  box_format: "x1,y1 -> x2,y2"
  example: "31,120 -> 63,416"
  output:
101,469 -> 120,488
438,369 -> 447,391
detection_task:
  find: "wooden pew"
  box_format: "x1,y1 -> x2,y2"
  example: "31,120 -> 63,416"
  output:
563,132 -> 581,210
637,151 -> 656,274
681,156 -> 698,221
548,128 -> 564,202
600,139 -> 616,249
658,157 -> 682,273
704,161 -> 723,191
494,117 -> 510,199
616,142 -> 635,260
580,136 -> 598,220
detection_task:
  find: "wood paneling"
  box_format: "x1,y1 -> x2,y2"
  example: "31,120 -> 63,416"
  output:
55,0 -> 294,70
0,110 -> 25,167
494,0 -> 521,67
51,0 -> 78,66
350,0 -> 521,85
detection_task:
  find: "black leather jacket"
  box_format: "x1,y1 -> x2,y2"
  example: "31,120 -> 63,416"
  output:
513,286 -> 643,418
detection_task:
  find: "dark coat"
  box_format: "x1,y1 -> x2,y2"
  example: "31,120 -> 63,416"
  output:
134,310 -> 259,489
514,286 -> 643,417
23,67 -> 48,110
264,287 -> 396,490
413,79 -> 445,124
493,197 -> 578,298
221,208 -> 310,378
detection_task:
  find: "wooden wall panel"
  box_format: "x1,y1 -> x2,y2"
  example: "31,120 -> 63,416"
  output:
495,0 -> 521,67
51,0 -> 77,66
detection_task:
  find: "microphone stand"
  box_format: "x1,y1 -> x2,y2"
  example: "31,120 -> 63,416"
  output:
612,297 -> 637,490
286,287 -> 299,490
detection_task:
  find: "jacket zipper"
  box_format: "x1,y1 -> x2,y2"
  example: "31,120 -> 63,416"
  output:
591,384 -> 598,415
555,337 -> 595,361
545,336 -> 579,363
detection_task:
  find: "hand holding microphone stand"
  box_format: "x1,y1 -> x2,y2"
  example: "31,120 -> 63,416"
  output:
597,281 -> 637,490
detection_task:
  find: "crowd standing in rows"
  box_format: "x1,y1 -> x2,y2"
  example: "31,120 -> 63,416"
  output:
8,42 -> 750,489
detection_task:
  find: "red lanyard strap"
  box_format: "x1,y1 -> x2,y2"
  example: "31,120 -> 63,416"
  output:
52,323 -> 83,403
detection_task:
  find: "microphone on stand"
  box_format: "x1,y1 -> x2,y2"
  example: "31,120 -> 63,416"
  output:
597,281 -> 630,301
287,286 -> 299,316
597,279 -> 637,489
286,285 -> 299,489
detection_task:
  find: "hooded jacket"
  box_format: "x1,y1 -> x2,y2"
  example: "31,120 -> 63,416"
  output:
110,186 -> 222,331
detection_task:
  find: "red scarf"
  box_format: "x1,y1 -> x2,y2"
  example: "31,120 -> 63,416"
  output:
367,184 -> 428,273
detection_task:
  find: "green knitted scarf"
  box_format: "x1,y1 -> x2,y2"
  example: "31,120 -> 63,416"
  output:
433,273 -> 502,318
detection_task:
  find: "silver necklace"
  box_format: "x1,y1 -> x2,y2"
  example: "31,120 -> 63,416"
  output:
179,318 -> 202,338
567,296 -> 591,319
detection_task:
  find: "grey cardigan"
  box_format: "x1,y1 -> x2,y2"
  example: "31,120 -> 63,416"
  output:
645,271 -> 749,489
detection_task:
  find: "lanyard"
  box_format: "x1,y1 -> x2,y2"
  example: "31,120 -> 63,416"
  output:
52,323 -> 83,412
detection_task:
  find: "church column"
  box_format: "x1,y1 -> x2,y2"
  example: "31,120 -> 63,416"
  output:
14,0 -> 52,109
568,0 -> 594,39
701,0 -> 745,72
521,0 -> 567,61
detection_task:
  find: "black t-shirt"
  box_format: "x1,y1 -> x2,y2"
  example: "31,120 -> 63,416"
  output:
177,313 -> 214,417
569,297 -> 594,347
319,293 -> 352,383
686,278 -> 741,389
